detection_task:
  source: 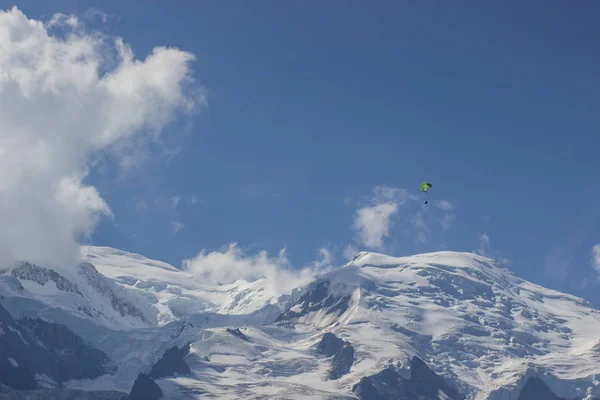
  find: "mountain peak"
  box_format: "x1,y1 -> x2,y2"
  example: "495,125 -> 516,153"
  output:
347,249 -> 498,268
80,246 -> 181,273
3,246 -> 600,399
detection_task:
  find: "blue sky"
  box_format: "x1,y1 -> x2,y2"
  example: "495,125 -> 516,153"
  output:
2,2 -> 600,305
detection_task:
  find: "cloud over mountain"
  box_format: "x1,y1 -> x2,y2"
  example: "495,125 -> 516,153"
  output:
0,6 -> 203,268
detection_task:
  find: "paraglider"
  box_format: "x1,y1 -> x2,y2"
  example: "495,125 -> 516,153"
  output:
420,182 -> 432,204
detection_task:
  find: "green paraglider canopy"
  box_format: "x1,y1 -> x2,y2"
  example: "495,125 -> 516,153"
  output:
420,182 -> 432,204
420,182 -> 432,193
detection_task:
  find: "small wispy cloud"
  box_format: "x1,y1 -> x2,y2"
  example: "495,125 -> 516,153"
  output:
544,246 -> 572,282
133,195 -> 197,215
413,212 -> 428,245
353,203 -> 398,249
171,221 -> 184,234
82,7 -> 116,23
371,185 -> 417,205
544,208 -> 600,283
343,244 -> 359,260
576,245 -> 600,289
474,233 -> 511,266
170,196 -> 181,209
241,183 -> 280,202
415,231 -> 427,245
135,200 -> 148,215
436,200 -> 454,211
499,257 -> 513,266
477,233 -> 491,256
592,244 -> 600,274
43,12 -> 80,29
310,248 -> 334,270
441,214 -> 454,231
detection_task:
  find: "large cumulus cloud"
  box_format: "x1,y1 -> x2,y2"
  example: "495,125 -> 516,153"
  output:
0,7 -> 203,268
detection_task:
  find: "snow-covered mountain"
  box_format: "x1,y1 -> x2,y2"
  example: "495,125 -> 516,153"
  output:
2,246 -> 600,399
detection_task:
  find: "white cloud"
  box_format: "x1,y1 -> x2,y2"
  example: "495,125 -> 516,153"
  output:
473,232 -> 512,265
372,185 -> 416,205
578,245 -> 600,288
0,7 -> 202,268
441,213 -> 454,231
44,12 -> 80,29
349,185 -> 456,251
413,212 -> 428,245
543,216 -> 596,283
544,246 -> 571,282
349,185 -> 415,250
82,7 -> 116,24
415,232 -> 427,245
170,196 -> 181,209
182,243 -> 330,295
413,212 -> 426,230
499,257 -> 512,266
171,221 -> 184,234
135,200 -> 148,214
311,248 -> 333,270
592,245 -> 600,274
478,233 -> 491,256
343,244 -> 359,261
436,200 -> 454,210
134,195 -> 194,215
353,203 -> 398,249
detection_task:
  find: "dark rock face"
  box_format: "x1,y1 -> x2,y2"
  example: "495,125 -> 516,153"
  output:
226,328 -> 249,342
77,263 -> 147,323
407,357 -> 464,399
0,302 -> 37,390
317,332 -> 346,357
331,345 -> 355,380
317,333 -> 355,380
353,368 -> 404,400
517,378 -> 566,400
18,317 -> 115,381
149,343 -> 191,379
516,377 -> 600,400
275,279 -> 351,328
0,302 -> 113,391
128,373 -> 162,400
10,263 -> 81,295
352,356 -> 465,400
4,262 -> 147,323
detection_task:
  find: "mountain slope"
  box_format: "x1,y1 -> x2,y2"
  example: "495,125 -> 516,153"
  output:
80,246 -> 296,324
292,251 -> 600,399
2,247 -> 600,399
0,302 -> 115,391
0,246 -> 292,334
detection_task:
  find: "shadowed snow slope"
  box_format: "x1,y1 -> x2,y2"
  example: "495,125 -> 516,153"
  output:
2,247 -> 600,399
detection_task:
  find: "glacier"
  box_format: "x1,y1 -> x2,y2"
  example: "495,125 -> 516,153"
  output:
1,246 -> 600,399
